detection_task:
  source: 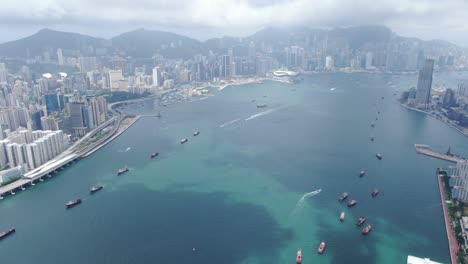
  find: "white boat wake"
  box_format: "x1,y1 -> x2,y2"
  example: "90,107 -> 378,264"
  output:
220,107 -> 279,128
119,147 -> 131,152
295,188 -> 322,208
220,118 -> 242,128
245,109 -> 276,121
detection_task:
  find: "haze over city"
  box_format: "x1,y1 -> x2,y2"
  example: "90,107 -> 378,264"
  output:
1,0 -> 468,45
1,1 -> 468,264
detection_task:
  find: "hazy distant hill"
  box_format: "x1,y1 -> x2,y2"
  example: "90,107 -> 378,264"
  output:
0,26 -> 463,60
0,29 -> 107,58
111,29 -> 206,59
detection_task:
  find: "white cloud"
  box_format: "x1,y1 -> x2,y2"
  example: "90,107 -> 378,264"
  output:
0,0 -> 467,45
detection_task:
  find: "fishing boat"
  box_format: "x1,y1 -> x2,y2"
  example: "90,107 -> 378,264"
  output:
347,200 -> 357,207
340,212 -> 345,221
356,217 -> 366,226
90,185 -> 103,194
362,224 -> 372,235
338,192 -> 349,202
65,198 -> 82,209
0,227 -> 15,240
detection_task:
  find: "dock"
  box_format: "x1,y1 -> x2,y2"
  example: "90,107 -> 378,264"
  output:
437,174 -> 459,264
414,144 -> 466,163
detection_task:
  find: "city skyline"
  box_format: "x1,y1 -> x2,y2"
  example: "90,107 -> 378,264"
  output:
1,0 -> 468,46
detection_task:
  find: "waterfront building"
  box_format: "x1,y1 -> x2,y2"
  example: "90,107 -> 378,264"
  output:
325,56 -> 334,69
415,59 -> 435,106
442,88 -> 456,108
0,166 -> 23,186
222,55 -> 231,78
450,161 -> 468,202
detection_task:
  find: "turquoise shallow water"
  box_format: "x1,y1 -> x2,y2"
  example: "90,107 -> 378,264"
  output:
1,72 -> 468,263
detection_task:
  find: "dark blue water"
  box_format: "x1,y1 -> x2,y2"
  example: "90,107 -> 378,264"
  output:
1,72 -> 468,263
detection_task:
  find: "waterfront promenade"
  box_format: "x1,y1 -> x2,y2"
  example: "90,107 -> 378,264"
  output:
438,175 -> 459,264
415,144 -> 466,163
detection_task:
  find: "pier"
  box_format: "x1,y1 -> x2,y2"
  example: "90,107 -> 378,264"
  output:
414,144 -> 466,163
0,153 -> 79,199
437,174 -> 459,264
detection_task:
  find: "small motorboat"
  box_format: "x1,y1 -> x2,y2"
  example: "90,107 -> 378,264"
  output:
180,138 -> 188,144
359,170 -> 365,177
151,152 -> 159,158
317,241 -> 326,254
340,212 -> 345,221
372,189 -> 380,197
296,249 -> 302,264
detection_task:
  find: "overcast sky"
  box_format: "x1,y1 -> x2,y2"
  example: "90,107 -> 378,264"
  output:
0,0 -> 467,46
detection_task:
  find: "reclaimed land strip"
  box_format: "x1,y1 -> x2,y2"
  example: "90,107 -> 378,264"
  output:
438,175 -> 459,264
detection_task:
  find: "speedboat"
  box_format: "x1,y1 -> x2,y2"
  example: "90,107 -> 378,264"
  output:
151,152 -> 159,158
356,217 -> 366,226
296,249 -> 302,264
338,192 -> 349,202
376,153 -> 382,160
362,224 -> 372,235
193,130 -> 200,136
257,104 -> 267,108
372,189 -> 380,197
359,170 -> 365,177
347,200 -> 357,207
340,212 -> 345,221
317,241 -> 326,254
181,138 -> 188,144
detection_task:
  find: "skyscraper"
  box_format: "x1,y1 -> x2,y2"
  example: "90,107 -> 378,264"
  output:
415,59 -> 434,106
222,55 -> 231,78
57,48 -> 64,66
0,63 -> 8,83
152,67 -> 162,87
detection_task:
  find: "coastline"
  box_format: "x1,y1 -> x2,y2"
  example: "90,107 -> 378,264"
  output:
393,98 -> 468,137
